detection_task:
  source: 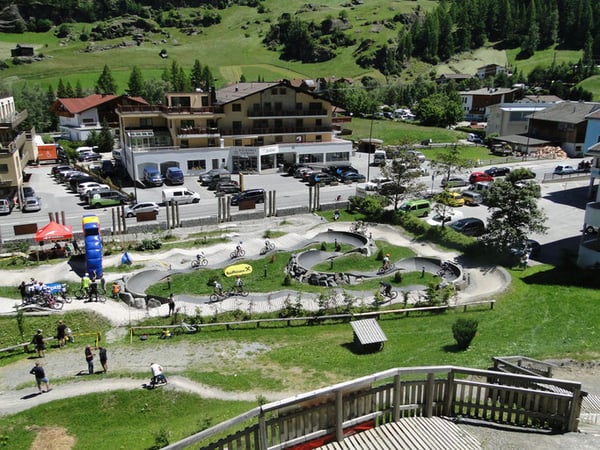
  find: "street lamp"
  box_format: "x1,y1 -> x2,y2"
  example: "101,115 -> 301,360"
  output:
366,113 -> 375,181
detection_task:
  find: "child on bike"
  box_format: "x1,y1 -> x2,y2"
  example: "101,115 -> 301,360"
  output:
196,251 -> 205,261
379,281 -> 392,297
235,241 -> 243,256
382,253 -> 390,271
213,280 -> 223,296
234,275 -> 243,293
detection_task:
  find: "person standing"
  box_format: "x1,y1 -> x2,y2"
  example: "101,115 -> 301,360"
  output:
85,345 -> 94,375
81,273 -> 91,299
30,361 -> 51,394
56,320 -> 67,348
89,277 -> 98,302
98,346 -> 108,373
168,293 -> 175,316
32,329 -> 45,358
72,239 -> 81,254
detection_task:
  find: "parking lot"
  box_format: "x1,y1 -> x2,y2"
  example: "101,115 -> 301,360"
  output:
0,152 -> 592,259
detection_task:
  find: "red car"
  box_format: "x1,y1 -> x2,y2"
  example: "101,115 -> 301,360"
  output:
469,171 -> 494,184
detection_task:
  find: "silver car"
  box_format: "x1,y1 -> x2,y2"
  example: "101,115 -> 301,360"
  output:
22,196 -> 41,212
123,202 -> 160,218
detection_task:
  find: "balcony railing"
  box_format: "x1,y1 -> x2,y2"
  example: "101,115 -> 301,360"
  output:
220,126 -> 332,136
163,364 -> 583,450
0,110 -> 27,128
177,127 -> 220,136
247,108 -> 327,118
118,104 -> 224,115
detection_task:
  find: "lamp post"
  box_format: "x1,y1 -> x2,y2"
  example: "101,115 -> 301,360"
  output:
130,146 -> 137,201
366,113 -> 375,181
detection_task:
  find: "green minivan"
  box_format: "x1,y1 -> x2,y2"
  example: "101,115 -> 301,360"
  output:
89,190 -> 129,208
399,199 -> 431,217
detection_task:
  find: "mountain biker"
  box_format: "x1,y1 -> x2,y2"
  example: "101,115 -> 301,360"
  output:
234,275 -> 243,293
81,273 -> 91,297
382,253 -> 390,271
196,251 -> 205,261
213,280 -> 223,296
235,241 -> 243,256
264,238 -> 272,250
379,281 -> 392,297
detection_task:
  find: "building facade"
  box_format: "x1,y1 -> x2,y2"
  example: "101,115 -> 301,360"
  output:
0,96 -> 37,204
459,87 -> 519,122
116,81 -> 352,182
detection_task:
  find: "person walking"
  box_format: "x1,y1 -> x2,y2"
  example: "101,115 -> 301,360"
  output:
56,320 -> 67,348
30,361 -> 51,394
98,346 -> 108,373
168,293 -> 175,316
31,329 -> 45,358
85,345 -> 94,375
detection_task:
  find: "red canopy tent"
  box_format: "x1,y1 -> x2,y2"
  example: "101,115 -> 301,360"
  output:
35,221 -> 73,242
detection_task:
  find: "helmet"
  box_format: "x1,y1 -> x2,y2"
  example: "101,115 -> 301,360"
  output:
85,272 -> 89,276
236,275 -> 240,278
386,253 -> 390,257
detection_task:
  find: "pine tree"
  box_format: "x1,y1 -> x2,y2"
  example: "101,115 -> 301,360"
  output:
64,81 -> 75,98
127,66 -> 144,96
75,80 -> 84,97
96,65 -> 118,94
57,79 -> 66,98
190,60 -> 203,90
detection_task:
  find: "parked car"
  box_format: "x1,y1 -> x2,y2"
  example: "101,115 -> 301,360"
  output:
439,191 -> 465,207
23,186 -> 35,198
406,150 -> 426,162
123,202 -> 160,218
509,239 -> 541,258
214,180 -> 241,195
327,165 -> 358,178
365,177 -> 392,191
101,160 -> 115,177
0,198 -> 13,214
69,175 -> 98,191
80,185 -> 111,202
340,172 -> 366,183
308,172 -> 335,186
230,189 -> 265,206
485,167 -> 511,177
78,151 -> 102,162
449,218 -> 485,236
441,177 -> 469,188
426,210 -> 464,226
88,190 -> 129,208
77,182 -> 108,196
554,165 -> 576,175
469,172 -> 494,184
22,196 -> 41,212
52,165 -> 72,178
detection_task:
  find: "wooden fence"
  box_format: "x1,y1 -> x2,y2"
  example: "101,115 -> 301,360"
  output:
128,300 -> 495,343
163,365 -> 583,450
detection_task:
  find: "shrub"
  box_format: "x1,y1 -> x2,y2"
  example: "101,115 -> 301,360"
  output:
375,248 -> 383,261
393,271 -> 402,283
320,242 -> 327,251
452,318 -> 478,350
283,274 -> 292,286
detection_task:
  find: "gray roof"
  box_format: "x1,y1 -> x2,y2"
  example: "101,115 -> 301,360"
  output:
532,101 -> 600,124
459,87 -> 519,96
494,135 -> 551,146
216,82 -> 281,104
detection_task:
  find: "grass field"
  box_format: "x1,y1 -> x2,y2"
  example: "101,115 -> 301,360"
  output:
0,0 -> 585,93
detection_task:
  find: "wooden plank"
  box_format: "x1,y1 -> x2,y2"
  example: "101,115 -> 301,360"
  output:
350,318 -> 387,345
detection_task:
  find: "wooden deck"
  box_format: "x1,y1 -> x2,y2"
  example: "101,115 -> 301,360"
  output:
319,417 -> 481,450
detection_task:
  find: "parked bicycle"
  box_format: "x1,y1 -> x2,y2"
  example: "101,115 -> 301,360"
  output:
191,252 -> 209,268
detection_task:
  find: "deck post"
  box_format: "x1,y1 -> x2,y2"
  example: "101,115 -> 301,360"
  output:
258,413 -> 267,450
444,370 -> 456,416
336,389 -> 344,442
393,374 -> 402,421
568,386 -> 583,432
425,372 -> 435,417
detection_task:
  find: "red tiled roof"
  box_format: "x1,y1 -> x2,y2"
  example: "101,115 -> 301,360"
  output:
56,94 -> 147,114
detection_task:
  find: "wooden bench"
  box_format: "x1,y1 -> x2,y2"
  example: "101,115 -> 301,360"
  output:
350,318 -> 387,353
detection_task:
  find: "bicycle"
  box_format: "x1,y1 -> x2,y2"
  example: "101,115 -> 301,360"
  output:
230,248 -> 246,259
209,286 -> 249,302
191,254 -> 209,268
377,263 -> 396,275
259,240 -> 275,255
380,288 -> 398,301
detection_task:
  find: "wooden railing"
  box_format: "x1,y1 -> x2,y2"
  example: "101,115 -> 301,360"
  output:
163,365 -> 583,450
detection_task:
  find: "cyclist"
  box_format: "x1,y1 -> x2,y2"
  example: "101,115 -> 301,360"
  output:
196,251 -> 205,261
81,273 -> 91,298
89,277 -> 99,302
111,281 -> 121,299
150,362 -> 167,386
379,281 -> 392,297
382,253 -> 391,271
234,275 -> 244,293
213,280 -> 224,296
264,238 -> 272,250
235,241 -> 243,256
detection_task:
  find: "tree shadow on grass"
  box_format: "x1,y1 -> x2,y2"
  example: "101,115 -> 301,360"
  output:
521,265 -> 600,289
442,343 -> 465,353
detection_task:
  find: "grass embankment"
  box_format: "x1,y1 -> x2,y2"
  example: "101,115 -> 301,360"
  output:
2,265 -> 600,449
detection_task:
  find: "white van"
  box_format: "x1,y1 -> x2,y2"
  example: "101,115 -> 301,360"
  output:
162,188 -> 200,205
372,150 -> 387,166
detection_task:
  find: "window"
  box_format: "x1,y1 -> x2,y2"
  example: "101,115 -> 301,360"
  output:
234,139 -> 242,146
181,120 -> 194,129
274,102 -> 282,111
263,102 -> 272,111
275,136 -> 283,143
232,121 -> 242,132
253,103 -> 260,112
187,160 -> 206,171
308,102 -> 322,111
208,138 -> 217,147
0,164 -> 7,173
296,103 -> 302,110
140,118 -> 152,127
296,119 -> 303,128
201,96 -> 208,107
274,119 -> 283,129
232,103 -> 241,112
316,135 -> 322,142
180,139 -> 189,148
279,88 -> 286,95
316,119 -> 322,126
